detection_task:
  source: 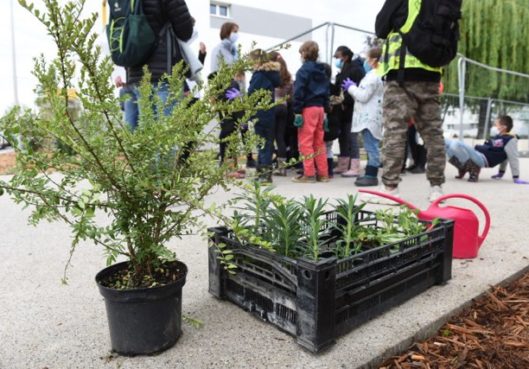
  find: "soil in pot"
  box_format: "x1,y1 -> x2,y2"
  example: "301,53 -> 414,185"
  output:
96,260 -> 187,356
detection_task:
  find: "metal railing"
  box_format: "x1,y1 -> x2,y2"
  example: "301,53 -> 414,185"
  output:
267,22 -> 374,64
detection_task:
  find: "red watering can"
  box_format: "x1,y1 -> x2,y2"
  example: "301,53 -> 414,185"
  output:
359,191 -> 491,259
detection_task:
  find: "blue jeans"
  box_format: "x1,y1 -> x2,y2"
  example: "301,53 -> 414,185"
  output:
254,121 -> 275,167
121,85 -> 138,131
362,129 -> 381,169
123,83 -> 176,131
445,139 -> 486,168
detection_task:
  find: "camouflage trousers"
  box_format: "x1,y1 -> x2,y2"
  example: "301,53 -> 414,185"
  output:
382,81 -> 446,187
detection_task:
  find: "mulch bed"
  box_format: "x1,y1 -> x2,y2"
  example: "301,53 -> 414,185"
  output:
379,272 -> 529,369
0,151 -> 16,175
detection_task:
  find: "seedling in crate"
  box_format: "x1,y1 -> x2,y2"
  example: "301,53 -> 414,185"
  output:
264,199 -> 303,258
300,195 -> 328,261
334,194 -> 365,258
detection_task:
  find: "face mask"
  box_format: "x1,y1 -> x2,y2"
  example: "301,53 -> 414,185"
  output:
229,32 -> 239,44
363,60 -> 373,73
335,59 -> 344,69
490,127 -> 500,136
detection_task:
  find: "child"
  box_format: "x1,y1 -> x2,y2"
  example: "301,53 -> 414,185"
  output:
247,49 -> 281,183
292,41 -> 331,183
342,46 -> 384,187
269,51 -> 294,177
446,115 -> 527,183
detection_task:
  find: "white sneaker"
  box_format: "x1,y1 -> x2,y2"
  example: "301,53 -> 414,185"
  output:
428,185 -> 443,203
362,185 -> 401,205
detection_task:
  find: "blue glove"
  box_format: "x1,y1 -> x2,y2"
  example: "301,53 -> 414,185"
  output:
514,179 -> 529,185
341,78 -> 356,91
294,114 -> 303,128
225,88 -> 241,101
491,172 -> 504,180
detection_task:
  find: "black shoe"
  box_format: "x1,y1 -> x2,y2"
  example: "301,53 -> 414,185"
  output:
467,161 -> 481,182
327,158 -> 334,178
355,176 -> 379,187
246,158 -> 257,168
449,157 -> 467,179
409,166 -> 426,174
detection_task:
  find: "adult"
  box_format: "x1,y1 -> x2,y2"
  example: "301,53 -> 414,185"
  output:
210,22 -> 239,75
125,0 -> 194,128
375,0 -> 446,202
342,47 -> 384,187
209,22 -> 255,169
331,46 -> 365,177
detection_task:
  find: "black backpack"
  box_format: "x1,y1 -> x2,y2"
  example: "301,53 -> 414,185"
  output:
401,0 -> 462,68
106,0 -> 157,67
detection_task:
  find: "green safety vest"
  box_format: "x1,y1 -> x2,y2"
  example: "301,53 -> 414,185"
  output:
379,0 -> 442,77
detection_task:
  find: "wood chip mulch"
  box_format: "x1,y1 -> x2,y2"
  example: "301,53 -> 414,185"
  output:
379,272 -> 529,369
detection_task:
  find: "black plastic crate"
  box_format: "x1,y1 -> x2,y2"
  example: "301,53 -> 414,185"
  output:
208,210 -> 453,353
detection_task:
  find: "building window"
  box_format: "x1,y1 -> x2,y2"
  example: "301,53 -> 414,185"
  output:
210,2 -> 230,18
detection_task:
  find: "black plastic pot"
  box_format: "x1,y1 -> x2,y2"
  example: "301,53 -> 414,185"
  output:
96,261 -> 187,356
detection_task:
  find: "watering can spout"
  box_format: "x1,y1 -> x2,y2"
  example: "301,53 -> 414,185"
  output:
358,189 -> 419,211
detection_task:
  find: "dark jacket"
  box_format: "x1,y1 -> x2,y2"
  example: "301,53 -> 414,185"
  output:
332,60 -> 365,109
248,62 -> 282,126
293,61 -> 330,114
128,0 -> 194,85
375,0 -> 441,83
475,134 -> 516,169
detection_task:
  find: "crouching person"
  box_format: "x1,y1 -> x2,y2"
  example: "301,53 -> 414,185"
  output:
446,115 -> 526,183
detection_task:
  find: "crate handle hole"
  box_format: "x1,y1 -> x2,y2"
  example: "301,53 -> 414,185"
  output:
324,271 -> 331,280
303,270 -> 313,280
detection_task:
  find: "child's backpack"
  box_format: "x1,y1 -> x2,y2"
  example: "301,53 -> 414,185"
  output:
400,0 -> 462,68
106,0 -> 157,67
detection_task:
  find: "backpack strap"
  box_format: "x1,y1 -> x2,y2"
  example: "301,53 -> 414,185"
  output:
166,26 -> 172,75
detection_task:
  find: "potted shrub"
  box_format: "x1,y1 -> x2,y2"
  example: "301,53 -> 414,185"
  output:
0,0 -> 273,356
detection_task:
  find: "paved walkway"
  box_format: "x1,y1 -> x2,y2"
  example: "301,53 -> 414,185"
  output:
1,161 -> 528,369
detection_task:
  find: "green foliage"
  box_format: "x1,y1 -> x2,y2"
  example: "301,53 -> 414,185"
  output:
300,195 -> 328,261
444,0 -> 529,102
264,199 -> 303,258
375,207 -> 427,249
0,0 -> 275,288
229,187 -> 430,261
334,195 -> 365,258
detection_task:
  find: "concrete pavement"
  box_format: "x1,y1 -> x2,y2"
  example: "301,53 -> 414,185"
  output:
1,161 -> 529,369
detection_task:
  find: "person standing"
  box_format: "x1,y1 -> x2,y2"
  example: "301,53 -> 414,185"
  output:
269,52 -> 294,177
209,22 -> 239,75
123,0 -> 194,128
342,47 -> 384,187
331,46 -> 365,177
292,41 -> 331,183
248,50 -> 281,184
374,0 -> 457,202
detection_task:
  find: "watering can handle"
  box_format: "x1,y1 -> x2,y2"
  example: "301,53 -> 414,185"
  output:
432,194 -> 491,247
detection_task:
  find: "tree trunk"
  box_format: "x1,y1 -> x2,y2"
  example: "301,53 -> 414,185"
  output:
477,100 -> 489,139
